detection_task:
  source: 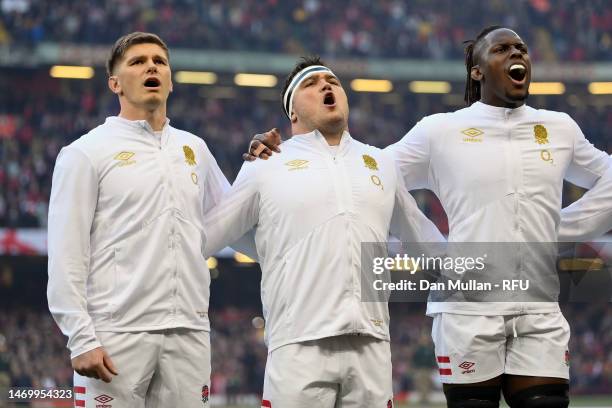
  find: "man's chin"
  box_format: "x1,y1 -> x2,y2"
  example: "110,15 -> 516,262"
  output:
143,95 -> 165,110
319,117 -> 347,135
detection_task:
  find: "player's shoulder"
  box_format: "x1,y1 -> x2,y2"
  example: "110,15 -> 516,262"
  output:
52,122 -> 110,172
351,137 -> 384,155
65,121 -> 111,161
408,109 -> 464,135
526,106 -> 574,124
241,139 -> 295,173
350,138 -> 395,167
271,135 -> 316,159
245,135 -> 318,174
169,125 -> 200,141
169,126 -> 210,151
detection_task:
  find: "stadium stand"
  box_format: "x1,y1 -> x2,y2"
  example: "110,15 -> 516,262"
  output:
0,0 -> 610,60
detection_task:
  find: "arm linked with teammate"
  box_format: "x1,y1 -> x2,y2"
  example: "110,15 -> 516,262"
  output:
390,177 -> 446,245
201,142 -> 259,259
384,117 -> 434,191
203,162 -> 261,258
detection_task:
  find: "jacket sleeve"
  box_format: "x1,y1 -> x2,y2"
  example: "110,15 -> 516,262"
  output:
201,144 -> 258,260
564,116 -> 610,189
390,172 -> 446,244
201,143 -> 231,214
47,147 -> 101,359
384,117 -> 433,190
203,162 -> 260,258
559,155 -> 612,241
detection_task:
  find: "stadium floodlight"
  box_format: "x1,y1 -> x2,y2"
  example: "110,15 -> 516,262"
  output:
206,257 -> 218,270
409,81 -> 451,94
234,73 -> 277,87
49,65 -> 94,79
529,82 -> 565,95
350,79 -> 393,93
175,71 -> 217,84
588,82 -> 612,95
234,252 -> 256,263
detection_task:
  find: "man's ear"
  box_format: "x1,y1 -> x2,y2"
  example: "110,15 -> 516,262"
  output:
108,76 -> 121,95
470,65 -> 483,82
290,111 -> 298,124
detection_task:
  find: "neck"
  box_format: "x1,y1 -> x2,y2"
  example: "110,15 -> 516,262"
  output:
480,95 -> 525,109
320,129 -> 343,146
119,103 -> 167,131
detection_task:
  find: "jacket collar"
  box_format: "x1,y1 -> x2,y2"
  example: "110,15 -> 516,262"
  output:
471,101 -> 528,118
290,129 -> 353,156
105,116 -> 171,134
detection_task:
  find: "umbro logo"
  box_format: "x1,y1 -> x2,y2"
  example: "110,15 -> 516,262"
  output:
94,394 -> 114,407
459,361 -> 476,374
461,128 -> 484,143
114,151 -> 136,166
285,159 -> 309,171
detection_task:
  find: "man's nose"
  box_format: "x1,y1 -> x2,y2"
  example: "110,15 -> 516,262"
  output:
510,46 -> 524,58
146,60 -> 158,72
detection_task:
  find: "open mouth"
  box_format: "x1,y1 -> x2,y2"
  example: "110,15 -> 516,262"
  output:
144,77 -> 161,88
508,64 -> 527,83
323,92 -> 336,106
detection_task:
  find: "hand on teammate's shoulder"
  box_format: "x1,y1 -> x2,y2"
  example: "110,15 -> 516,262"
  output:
243,128 -> 283,161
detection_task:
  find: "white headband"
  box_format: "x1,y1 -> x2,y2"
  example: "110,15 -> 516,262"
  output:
282,65 -> 336,119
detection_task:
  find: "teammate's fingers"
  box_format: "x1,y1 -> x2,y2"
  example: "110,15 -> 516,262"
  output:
103,352 -> 119,376
248,139 -> 261,155
270,128 -> 282,152
252,143 -> 274,158
260,152 -> 270,160
252,142 -> 267,157
242,153 -> 256,162
264,128 -> 282,152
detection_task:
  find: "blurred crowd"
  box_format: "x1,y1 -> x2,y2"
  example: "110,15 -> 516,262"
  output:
1,70 -> 611,230
1,0 -> 611,61
1,304 -> 610,397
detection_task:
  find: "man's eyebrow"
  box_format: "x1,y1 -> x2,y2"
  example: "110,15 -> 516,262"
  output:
126,55 -> 145,63
126,54 -> 168,63
300,76 -> 318,86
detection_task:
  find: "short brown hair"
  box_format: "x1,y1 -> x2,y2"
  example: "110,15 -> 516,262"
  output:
106,32 -> 169,76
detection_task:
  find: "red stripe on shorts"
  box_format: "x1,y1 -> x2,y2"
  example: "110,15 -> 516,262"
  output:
74,386 -> 86,394
261,399 -> 272,407
75,400 -> 85,407
437,356 -> 450,363
439,368 -> 452,375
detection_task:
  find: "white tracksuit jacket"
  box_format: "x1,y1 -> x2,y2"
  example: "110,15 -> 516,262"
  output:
385,101 -> 611,316
48,116 -> 229,359
203,130 -> 444,351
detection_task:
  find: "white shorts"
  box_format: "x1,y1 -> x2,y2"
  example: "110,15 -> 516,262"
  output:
73,329 -> 211,408
431,312 -> 570,384
262,335 -> 393,408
